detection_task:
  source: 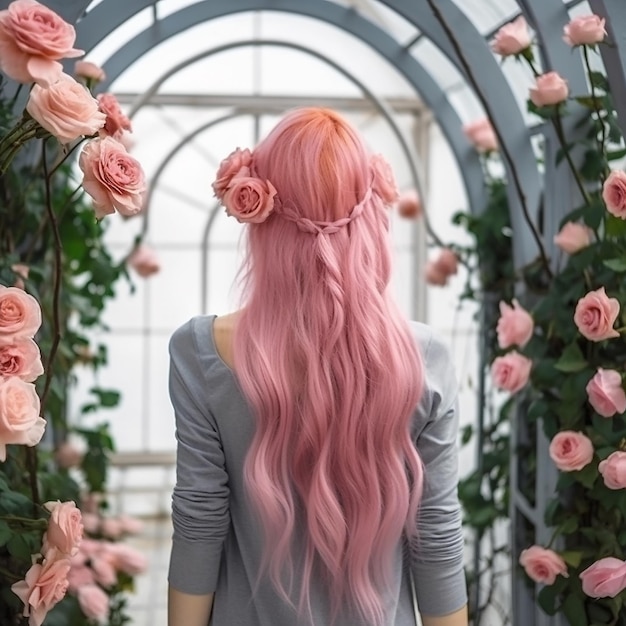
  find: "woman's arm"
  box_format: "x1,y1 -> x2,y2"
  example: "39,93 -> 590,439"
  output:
168,586 -> 214,626
421,605 -> 468,626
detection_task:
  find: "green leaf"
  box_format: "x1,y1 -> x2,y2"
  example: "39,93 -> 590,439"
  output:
589,70 -> 609,91
560,517 -> 579,535
561,550 -> 583,567
562,592 -> 588,626
538,584 -> 561,615
574,463 -> 598,489
0,520 -> 11,547
7,532 -> 34,561
603,258 -> 626,272
554,343 -> 588,373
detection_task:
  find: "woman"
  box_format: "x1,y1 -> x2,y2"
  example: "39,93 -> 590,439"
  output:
167,108 -> 467,626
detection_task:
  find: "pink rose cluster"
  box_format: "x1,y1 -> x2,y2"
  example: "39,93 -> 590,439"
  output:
11,501 -> 84,626
212,148 -> 277,224
0,285 -> 46,462
519,546 -> 568,585
425,248 -> 459,287
65,506 -> 147,622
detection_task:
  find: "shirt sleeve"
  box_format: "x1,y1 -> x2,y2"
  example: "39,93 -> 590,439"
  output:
410,329 -> 467,616
167,319 -> 231,595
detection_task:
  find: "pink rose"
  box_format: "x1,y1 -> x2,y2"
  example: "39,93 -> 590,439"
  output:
43,500 -> 83,557
580,557 -> 626,598
586,368 -> 626,417
574,287 -> 620,341
54,441 -> 83,469
463,118 -> 498,152
67,564 -> 95,594
602,170 -> 626,219
425,262 -> 448,287
11,548 -> 71,626
105,543 -> 148,575
563,15 -> 606,47
496,299 -> 534,349
97,93 -> 132,138
0,338 -> 43,381
519,546 -> 569,585
212,148 -> 253,199
0,376 -> 46,462
549,430 -> 594,471
371,154 -> 399,204
80,512 -> 100,534
599,452 -> 626,490
434,249 -> 459,276
128,244 -> 160,278
0,285 -> 41,340
117,514 -> 144,535
530,72 -> 569,107
74,60 -> 105,83
397,189 -> 422,219
553,222 -> 592,254
0,0 -> 82,87
90,552 -> 117,587
77,584 -> 109,621
100,517 -> 122,539
223,176 -> 277,224
491,16 -> 532,57
79,136 -> 146,219
26,74 -> 106,144
490,351 -> 532,394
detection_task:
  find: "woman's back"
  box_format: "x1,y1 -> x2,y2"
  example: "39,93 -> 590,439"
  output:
167,108 -> 467,626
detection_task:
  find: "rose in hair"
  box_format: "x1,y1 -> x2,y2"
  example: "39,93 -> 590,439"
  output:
574,287 -> 620,341
519,546 -> 568,585
563,15 -> 606,47
97,93 -> 132,138
0,376 -> 46,462
212,148 -> 253,199
11,548 -> 71,626
603,170 -> 626,219
0,285 -> 42,340
530,72 -> 569,107
79,136 -> 146,219
0,0 -> 83,87
463,117 -> 498,152
371,154 -> 399,204
549,430 -> 594,471
553,222 -> 592,254
491,15 -> 532,57
223,176 -> 277,224
0,338 -> 44,382
580,557 -> 626,598
26,74 -> 106,144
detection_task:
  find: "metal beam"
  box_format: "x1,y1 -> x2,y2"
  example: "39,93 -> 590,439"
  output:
113,92 -> 426,114
589,0 -> 626,137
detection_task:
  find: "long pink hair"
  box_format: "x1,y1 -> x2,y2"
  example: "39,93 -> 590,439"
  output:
233,108 -> 424,625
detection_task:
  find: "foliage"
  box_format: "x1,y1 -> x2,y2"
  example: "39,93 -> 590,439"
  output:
449,16 -> 626,626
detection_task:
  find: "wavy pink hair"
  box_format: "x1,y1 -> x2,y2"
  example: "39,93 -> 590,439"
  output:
233,108 -> 424,625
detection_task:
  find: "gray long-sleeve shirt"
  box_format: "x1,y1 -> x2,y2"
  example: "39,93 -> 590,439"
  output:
168,315 -> 467,625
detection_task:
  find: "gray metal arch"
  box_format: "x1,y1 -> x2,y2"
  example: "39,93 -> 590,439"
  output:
74,0 -> 487,221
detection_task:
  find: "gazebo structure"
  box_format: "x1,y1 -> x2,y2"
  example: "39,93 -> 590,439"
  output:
4,1 -> 625,623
